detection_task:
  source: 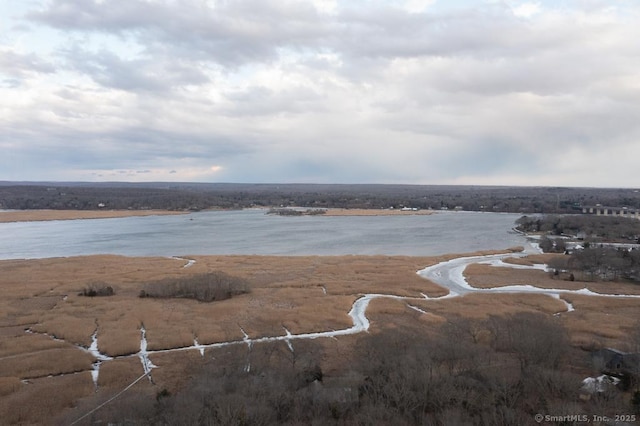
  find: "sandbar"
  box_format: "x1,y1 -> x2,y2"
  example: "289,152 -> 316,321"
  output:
0,209 -> 186,223
322,208 -> 434,216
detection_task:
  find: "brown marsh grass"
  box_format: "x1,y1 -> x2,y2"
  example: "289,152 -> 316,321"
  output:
96,358 -> 146,390
1,251 -> 639,424
411,292 -> 569,320
465,260 -> 640,295
559,294 -> 640,348
0,347 -> 94,379
0,373 -> 94,425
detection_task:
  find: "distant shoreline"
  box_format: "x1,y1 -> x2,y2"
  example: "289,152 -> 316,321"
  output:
0,209 -> 186,223
0,207 -> 438,223
322,208 -> 434,216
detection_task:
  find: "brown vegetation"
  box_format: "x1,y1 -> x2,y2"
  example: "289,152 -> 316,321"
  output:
0,209 -> 185,223
0,374 -> 94,425
139,271 -> 249,302
79,282 -> 114,297
0,252 -> 639,424
465,259 -> 640,295
58,313 -> 634,425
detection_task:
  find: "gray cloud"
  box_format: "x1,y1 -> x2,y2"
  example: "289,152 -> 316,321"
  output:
58,46 -> 210,92
27,0 -> 328,66
0,49 -> 56,77
1,0 -> 639,185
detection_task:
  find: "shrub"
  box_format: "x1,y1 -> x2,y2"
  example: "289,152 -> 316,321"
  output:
79,282 -> 115,297
139,272 -> 250,302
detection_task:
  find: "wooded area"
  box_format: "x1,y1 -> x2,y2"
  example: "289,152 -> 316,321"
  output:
517,215 -> 640,283
64,313 -> 640,425
2,182 -> 639,214
516,215 -> 640,242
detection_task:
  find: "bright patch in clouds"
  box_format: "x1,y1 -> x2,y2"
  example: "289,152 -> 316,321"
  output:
1,0 -> 640,187
404,0 -> 436,13
512,2 -> 541,18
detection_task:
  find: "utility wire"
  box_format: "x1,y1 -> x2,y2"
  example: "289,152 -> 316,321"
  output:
69,371 -> 150,426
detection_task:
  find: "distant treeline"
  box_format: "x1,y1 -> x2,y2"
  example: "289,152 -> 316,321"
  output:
1,182 -> 640,214
267,208 -> 327,216
516,215 -> 640,242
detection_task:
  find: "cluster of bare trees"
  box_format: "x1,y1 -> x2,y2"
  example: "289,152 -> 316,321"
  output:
139,272 -> 250,302
79,282 -> 115,297
517,215 -> 640,242
518,214 -> 640,282
73,313 -> 639,425
547,247 -> 640,282
266,208 -> 327,216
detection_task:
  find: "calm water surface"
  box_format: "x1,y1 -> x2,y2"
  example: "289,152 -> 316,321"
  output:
0,210 -> 526,259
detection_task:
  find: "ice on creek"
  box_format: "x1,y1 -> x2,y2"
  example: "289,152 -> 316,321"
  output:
138,326 -> 157,380
421,290 -> 459,300
407,304 -> 427,315
479,258 -> 549,271
240,328 -> 252,372
87,331 -> 112,389
240,327 -> 252,348
283,327 -> 294,352
193,338 -> 205,357
549,294 -> 575,315
170,256 -> 196,268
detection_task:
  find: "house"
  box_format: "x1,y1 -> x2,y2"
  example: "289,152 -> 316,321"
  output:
581,374 -> 620,397
591,348 -> 640,387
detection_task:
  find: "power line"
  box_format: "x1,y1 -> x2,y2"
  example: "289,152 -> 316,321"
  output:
69,371 -> 150,426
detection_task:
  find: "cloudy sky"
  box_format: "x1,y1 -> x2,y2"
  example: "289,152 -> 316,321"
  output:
1,0 -> 639,186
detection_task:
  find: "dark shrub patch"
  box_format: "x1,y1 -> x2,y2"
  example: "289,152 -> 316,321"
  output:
139,272 -> 250,302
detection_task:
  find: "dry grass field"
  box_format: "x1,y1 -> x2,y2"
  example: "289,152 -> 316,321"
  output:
0,251 -> 639,424
0,207 -> 433,223
0,209 -> 185,223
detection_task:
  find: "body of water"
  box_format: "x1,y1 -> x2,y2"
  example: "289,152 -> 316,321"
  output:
0,210 -> 526,259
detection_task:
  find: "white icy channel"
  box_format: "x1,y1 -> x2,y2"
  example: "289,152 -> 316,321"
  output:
138,326 -> 157,381
418,251 -> 640,305
170,256 -> 196,268
86,331 -> 113,388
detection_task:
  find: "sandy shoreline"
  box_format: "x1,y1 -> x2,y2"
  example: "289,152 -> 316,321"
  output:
0,207 -> 435,223
322,208 -> 434,216
0,209 -> 186,223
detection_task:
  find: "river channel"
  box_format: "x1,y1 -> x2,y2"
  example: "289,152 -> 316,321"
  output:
0,210 -> 526,259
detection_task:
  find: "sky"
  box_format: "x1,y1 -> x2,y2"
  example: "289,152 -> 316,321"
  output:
1,0 -> 639,186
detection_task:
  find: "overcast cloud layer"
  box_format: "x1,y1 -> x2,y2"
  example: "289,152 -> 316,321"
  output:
1,0 -> 639,186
